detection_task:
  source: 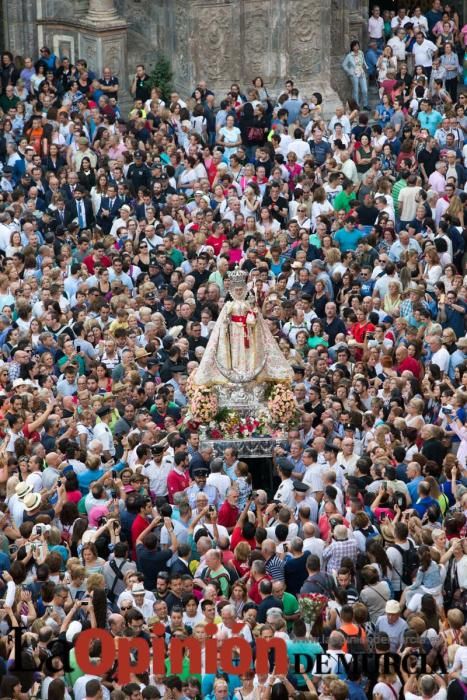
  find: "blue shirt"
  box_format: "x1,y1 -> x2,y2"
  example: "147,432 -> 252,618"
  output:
413,495 -> 439,519
77,468 -> 105,495
281,97 -> 303,124
407,476 -> 423,503
334,226 -> 365,252
419,110 -> 443,136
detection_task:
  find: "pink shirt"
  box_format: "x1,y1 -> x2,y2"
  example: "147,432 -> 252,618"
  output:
428,170 -> 446,194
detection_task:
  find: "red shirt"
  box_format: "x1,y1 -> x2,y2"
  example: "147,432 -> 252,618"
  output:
395,356 -> 422,379
230,525 -> 256,551
205,234 -> 226,256
83,254 -> 112,274
217,500 -> 240,529
131,514 -> 149,559
248,574 -> 272,604
350,321 -> 375,360
167,468 -> 190,504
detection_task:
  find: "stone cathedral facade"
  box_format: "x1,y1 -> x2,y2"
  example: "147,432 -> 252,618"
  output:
2,0 -> 368,105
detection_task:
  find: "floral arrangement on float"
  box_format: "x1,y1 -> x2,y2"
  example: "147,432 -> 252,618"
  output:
266,381 -> 298,425
186,380 -> 298,439
208,407 -> 271,439
190,386 -> 218,423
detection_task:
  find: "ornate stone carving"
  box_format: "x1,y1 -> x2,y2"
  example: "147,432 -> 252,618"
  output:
242,1 -> 268,76
175,2 -> 190,84
193,4 -> 233,81
80,36 -> 98,68
103,42 -> 124,76
286,0 -> 321,78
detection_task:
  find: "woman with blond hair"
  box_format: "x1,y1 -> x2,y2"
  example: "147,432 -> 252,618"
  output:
383,279 -> 402,316
423,247 -> 443,291
445,194 -> 464,227
405,398 -> 425,432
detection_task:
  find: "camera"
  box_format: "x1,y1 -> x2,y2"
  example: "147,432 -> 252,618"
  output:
329,517 -> 340,529
112,470 -> 117,479
208,505 -> 216,513
97,516 -> 107,526
57,479 -> 62,487
36,526 -> 42,536
110,489 -> 118,499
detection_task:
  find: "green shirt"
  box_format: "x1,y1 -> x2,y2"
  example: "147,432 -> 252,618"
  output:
168,247 -> 184,266
66,648 -> 83,687
392,178 -> 407,207
165,654 -> 201,682
282,590 -> 300,630
0,94 -> 19,113
333,190 -> 356,213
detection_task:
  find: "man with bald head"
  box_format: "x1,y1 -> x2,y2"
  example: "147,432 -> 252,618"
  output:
41,452 -> 62,489
394,345 -> 422,378
108,613 -> 125,637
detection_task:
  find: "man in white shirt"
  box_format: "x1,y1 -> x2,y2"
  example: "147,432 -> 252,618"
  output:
404,674 -> 447,700
411,7 -> 429,35
206,457 -> 231,501
328,106 -> 351,136
388,28 -> 408,62
9,482 -> 31,527
412,32 -> 437,71
336,438 -> 359,476
302,449 -> 325,494
287,128 -> 311,165
340,150 -> 358,185
302,522 -> 325,565
427,335 -> 450,374
143,446 -> 172,498
74,674 -> 110,700
368,5 -> 384,47
391,7 -> 411,31
93,406 -> 115,460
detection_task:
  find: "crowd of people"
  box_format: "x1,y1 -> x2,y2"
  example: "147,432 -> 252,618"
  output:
0,2 -> 464,700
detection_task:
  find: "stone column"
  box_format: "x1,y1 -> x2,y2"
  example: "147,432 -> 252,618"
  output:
85,0 -> 121,24
77,0 -> 128,92
74,1 -> 90,17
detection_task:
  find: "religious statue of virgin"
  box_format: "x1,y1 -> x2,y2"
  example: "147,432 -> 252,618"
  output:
193,269 -> 293,387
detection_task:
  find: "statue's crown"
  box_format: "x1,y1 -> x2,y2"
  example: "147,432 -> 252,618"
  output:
227,268 -> 248,286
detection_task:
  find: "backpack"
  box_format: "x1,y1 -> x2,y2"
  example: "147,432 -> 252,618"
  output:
107,559 -> 126,605
391,541 -> 419,586
201,567 -> 232,594
340,625 -> 365,654
358,525 -> 383,546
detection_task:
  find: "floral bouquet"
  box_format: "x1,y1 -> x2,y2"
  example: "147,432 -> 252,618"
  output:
191,386 -> 218,423
185,373 -> 197,401
212,409 -> 270,439
298,593 -> 328,626
267,382 -> 297,426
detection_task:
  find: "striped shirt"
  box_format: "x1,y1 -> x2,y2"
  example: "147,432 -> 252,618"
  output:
265,554 -> 285,581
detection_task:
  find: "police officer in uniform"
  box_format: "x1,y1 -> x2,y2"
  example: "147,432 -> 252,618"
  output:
186,466 -> 220,508
273,458 -> 295,509
292,480 -> 319,522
